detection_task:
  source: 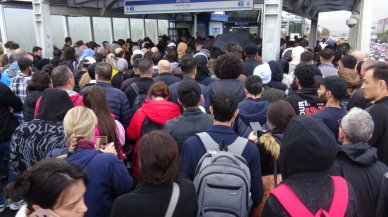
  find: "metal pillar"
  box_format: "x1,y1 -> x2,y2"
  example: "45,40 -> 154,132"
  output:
193,13 -> 198,36
262,0 -> 283,62
32,0 -> 53,58
309,18 -> 318,50
348,0 -> 372,54
0,4 -> 8,50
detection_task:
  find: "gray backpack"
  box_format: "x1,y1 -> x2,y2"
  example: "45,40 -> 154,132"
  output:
193,132 -> 252,217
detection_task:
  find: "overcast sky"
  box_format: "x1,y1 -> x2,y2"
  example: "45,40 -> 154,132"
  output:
317,1 -> 388,36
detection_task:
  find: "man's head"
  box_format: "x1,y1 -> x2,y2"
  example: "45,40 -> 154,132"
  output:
95,62 -> 113,81
294,63 -> 315,89
317,76 -> 347,102
215,54 -> 242,79
87,63 -> 96,80
180,54 -> 197,75
114,47 -> 125,58
65,37 -> 72,45
351,50 -> 365,63
320,48 -> 335,63
138,59 -> 153,76
177,80 -> 201,108
151,52 -> 163,66
245,75 -> 264,97
361,63 -> 388,101
244,44 -> 258,58
339,107 -> 374,144
300,51 -> 314,64
339,55 -> 357,71
51,65 -> 74,90
10,43 -> 19,51
32,46 -> 42,57
158,60 -> 171,74
132,58 -> 142,75
18,57 -> 33,75
13,48 -> 27,62
291,46 -> 304,62
210,91 -> 238,123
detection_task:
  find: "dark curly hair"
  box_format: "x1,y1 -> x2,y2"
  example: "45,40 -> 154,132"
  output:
214,54 -> 243,79
294,63 -> 315,88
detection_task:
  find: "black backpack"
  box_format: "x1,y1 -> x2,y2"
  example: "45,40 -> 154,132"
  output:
140,116 -> 163,136
130,82 -> 147,116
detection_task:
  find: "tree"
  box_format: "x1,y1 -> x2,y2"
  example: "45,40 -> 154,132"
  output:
320,27 -> 331,38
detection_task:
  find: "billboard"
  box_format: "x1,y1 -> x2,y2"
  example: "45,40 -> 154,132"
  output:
124,0 -> 254,15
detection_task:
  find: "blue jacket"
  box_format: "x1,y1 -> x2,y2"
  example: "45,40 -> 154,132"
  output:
0,62 -> 19,87
49,147 -> 134,217
169,76 -> 210,111
93,82 -> 131,128
180,125 -> 263,208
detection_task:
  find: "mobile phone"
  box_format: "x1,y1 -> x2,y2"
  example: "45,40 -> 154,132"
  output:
95,136 -> 108,149
30,208 -> 60,217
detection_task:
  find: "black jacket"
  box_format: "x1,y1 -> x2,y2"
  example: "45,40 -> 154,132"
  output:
243,58 -> 261,77
164,108 -> 213,152
23,90 -> 43,122
367,96 -> 388,165
124,77 -> 155,108
0,83 -> 23,142
330,142 -> 388,217
154,73 -> 181,86
257,129 -> 283,176
261,85 -> 286,103
284,88 -> 325,116
262,116 -> 358,217
110,180 -> 197,217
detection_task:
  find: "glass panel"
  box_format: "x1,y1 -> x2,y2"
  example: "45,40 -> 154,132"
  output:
93,17 -> 112,44
4,8 -> 36,52
68,16 -> 92,42
145,19 -> 157,43
158,20 -> 169,36
130,18 -> 144,41
50,15 -> 67,49
113,18 -> 130,41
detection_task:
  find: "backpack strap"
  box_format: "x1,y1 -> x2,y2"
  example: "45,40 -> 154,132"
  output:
228,137 -> 248,156
164,182 -> 180,217
196,132 -> 219,151
271,184 -> 314,217
131,82 -> 140,96
328,176 -> 348,217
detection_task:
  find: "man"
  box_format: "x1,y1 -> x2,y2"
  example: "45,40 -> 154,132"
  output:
34,65 -> 84,118
169,54 -> 210,111
164,80 -> 213,152
94,62 -> 131,128
285,64 -> 325,116
233,75 -> 269,137
339,55 -> 358,72
243,44 -> 261,77
299,50 -> 322,77
75,57 -> 96,92
253,63 -> 286,102
115,47 -> 128,73
263,116 -> 357,216
63,36 -> 72,49
120,58 -> 142,92
1,48 -> 26,87
124,59 -> 155,108
318,48 -> 338,78
9,57 -> 33,104
288,46 -> 304,74
180,91 -> 263,209
32,46 -> 42,67
312,76 -> 348,140
150,51 -> 162,77
351,50 -> 365,63
153,60 -> 181,86
0,82 -> 22,211
330,108 -> 388,217
361,63 -> 388,165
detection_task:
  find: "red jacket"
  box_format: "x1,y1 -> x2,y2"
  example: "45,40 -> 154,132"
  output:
34,93 -> 84,118
127,99 -> 181,178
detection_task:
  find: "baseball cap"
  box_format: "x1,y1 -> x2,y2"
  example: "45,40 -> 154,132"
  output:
244,44 -> 258,56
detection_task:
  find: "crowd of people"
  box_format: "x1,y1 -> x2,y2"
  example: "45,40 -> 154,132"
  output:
0,32 -> 387,217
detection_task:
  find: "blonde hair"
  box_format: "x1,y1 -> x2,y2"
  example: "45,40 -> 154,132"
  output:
59,107 -> 97,158
79,73 -> 91,88
105,53 -> 118,70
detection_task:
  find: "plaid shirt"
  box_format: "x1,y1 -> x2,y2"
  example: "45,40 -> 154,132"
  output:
10,73 -> 31,104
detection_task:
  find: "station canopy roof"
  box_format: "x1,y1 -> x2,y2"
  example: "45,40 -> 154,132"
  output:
2,0 -> 358,20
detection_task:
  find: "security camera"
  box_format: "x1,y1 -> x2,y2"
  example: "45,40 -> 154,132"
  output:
346,15 -> 359,28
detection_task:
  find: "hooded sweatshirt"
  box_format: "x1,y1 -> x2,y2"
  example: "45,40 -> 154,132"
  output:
284,88 -> 325,116
0,62 -> 19,87
127,99 -> 181,178
262,116 -> 358,217
330,142 -> 388,217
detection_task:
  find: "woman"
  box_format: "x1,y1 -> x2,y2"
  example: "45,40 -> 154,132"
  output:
5,159 -> 88,217
83,86 -> 126,160
250,100 -> 296,217
62,46 -> 78,71
208,54 -> 246,102
9,88 -> 73,176
111,131 -> 197,217
127,82 -> 181,178
23,71 -> 52,122
51,107 -> 133,217
194,54 -> 214,86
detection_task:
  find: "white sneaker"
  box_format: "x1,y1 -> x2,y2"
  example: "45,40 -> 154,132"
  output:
9,200 -> 24,211
0,199 -> 10,212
